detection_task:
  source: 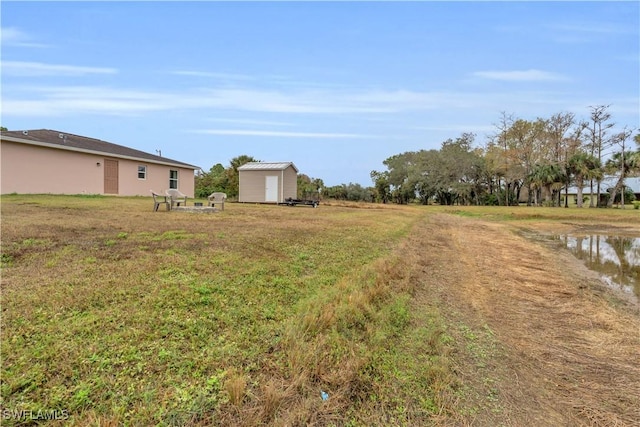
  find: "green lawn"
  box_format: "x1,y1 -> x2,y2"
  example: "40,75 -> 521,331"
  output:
1,195 -> 450,426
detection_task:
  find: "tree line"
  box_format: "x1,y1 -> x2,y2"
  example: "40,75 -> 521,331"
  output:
370,106 -> 639,207
195,105 -> 639,207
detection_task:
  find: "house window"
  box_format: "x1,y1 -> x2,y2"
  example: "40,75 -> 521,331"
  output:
169,170 -> 178,189
138,165 -> 147,180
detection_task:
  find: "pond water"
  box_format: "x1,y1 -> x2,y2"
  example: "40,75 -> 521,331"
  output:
555,234 -> 640,303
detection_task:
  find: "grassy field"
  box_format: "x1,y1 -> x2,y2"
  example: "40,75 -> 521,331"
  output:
1,195 -> 455,426
1,195 -> 638,426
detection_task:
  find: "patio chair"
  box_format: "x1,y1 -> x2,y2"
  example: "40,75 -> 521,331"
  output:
151,190 -> 170,211
207,192 -> 227,210
166,189 -> 188,208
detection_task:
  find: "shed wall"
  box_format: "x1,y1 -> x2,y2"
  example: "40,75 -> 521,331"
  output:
282,166 -> 298,200
239,170 -> 270,203
238,165 -> 297,203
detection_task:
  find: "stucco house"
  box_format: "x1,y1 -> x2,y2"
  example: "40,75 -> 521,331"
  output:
1,129 -> 198,197
238,162 -> 298,203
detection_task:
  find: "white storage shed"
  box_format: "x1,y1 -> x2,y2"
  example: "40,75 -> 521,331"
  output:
238,162 -> 298,203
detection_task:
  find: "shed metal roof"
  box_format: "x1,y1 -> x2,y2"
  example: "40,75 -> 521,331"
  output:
238,162 -> 298,172
1,129 -> 198,169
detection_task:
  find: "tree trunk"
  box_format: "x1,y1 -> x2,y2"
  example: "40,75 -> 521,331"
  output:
504,180 -> 509,206
576,175 -> 584,208
606,175 -> 625,208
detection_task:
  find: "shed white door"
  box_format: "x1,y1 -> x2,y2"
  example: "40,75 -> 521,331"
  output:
265,176 -> 278,202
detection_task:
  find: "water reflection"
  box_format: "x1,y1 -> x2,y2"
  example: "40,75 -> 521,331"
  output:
556,234 -> 640,303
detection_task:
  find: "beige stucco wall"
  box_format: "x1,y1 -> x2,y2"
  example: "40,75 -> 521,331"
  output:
1,141 -> 195,197
238,166 -> 297,203
118,160 -> 195,197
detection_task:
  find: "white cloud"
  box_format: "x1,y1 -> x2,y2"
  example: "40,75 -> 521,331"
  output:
2,61 -> 118,76
0,27 -> 49,48
195,88 -> 391,114
1,82 -> 596,120
190,129 -> 373,139
2,86 -> 170,117
413,124 -> 496,134
472,69 -> 569,82
549,22 -> 636,36
206,118 -> 295,127
170,70 -> 255,81
547,21 -> 638,44
196,88 -> 492,114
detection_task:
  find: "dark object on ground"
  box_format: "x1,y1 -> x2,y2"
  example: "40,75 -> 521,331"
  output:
282,197 -> 319,208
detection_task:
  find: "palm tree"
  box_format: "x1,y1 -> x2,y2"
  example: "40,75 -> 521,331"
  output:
529,163 -> 565,206
567,153 -> 601,208
605,131 -> 640,208
605,151 -> 639,208
527,166 -> 544,206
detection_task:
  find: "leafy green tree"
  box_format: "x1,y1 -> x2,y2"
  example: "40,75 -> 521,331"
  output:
324,184 -> 347,200
483,143 -> 507,205
225,155 -> 259,199
297,174 -> 324,199
344,183 -> 373,201
195,163 -> 227,198
370,170 -> 391,203
438,133 -> 483,205
382,152 -> 420,204
409,150 -> 440,205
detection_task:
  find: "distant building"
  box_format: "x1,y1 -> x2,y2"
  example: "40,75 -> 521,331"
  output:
563,177 -> 640,206
1,129 -> 198,196
238,162 -> 298,203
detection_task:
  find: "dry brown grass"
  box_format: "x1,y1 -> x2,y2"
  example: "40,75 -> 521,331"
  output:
224,370 -> 248,408
418,212 -> 640,426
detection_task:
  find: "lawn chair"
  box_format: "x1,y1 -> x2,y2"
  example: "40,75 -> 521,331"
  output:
207,192 -> 227,210
151,190 -> 170,211
166,189 -> 188,208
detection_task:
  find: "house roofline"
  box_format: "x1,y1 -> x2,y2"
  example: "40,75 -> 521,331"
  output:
1,134 -> 199,170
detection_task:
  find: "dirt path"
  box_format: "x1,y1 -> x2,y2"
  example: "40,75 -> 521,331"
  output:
413,213 -> 640,426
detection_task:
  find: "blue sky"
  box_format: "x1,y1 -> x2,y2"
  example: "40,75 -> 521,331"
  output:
2,1 -> 638,186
